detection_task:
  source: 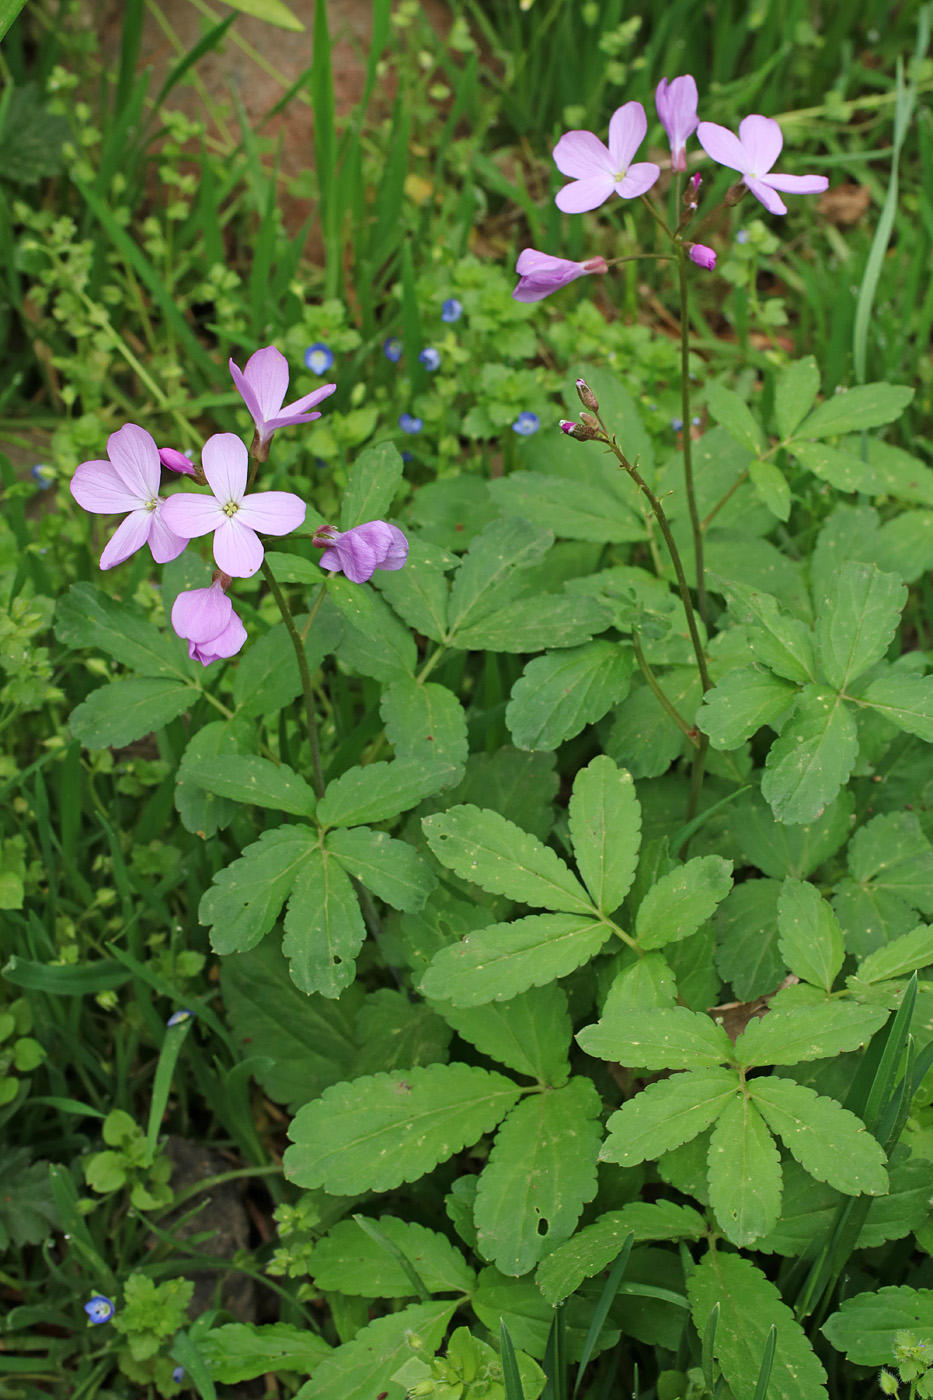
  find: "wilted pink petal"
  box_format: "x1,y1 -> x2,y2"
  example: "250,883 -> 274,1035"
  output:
513,249 -> 608,303
697,114 -> 828,216
229,345 -> 337,446
656,75 -> 699,172
313,520 -> 409,585
553,102 -> 659,212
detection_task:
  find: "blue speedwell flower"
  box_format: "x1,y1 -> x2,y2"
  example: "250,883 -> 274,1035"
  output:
512,412 -> 540,437
399,413 -> 423,434
167,1009 -> 195,1027
84,1296 -> 115,1324
441,298 -> 463,323
172,1367 -> 186,1384
383,337 -> 403,363
671,417 -> 684,432
418,347 -> 441,371
31,464 -> 55,489
304,342 -> 334,375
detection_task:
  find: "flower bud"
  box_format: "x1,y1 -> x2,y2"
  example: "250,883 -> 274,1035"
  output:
724,181 -> 748,207
559,419 -> 589,441
576,378 -> 599,412
688,243 -> 716,270
580,411 -> 601,431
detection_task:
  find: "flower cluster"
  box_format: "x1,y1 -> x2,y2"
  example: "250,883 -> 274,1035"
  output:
513,74 -> 827,302
70,345 -> 410,668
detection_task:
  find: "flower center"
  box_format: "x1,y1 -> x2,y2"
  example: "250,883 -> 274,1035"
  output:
145,496 -> 159,512
613,167 -> 627,183
223,501 -> 239,518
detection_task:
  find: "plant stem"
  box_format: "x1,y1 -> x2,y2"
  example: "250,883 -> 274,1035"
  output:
677,248 -> 708,626
632,632 -> 700,748
260,558 -> 325,798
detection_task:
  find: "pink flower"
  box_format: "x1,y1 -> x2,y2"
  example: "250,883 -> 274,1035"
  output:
513,249 -> 608,303
553,102 -> 660,213
229,346 -> 336,447
689,244 -> 716,270
312,521 -> 409,584
158,447 -> 196,477
160,432 -> 305,578
70,424 -> 188,571
655,76 -> 699,173
171,577 -> 247,667
697,115 -> 828,216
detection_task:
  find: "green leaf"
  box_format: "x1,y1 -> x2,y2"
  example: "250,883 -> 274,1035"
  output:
857,925 -> 933,984
488,473 -> 645,543
0,1149 -> 58,1248
474,1078 -> 602,1275
636,856 -> 733,950
760,686 -> 858,825
735,1004 -> 888,1068
815,562 -> 906,690
198,1323 -> 330,1383
705,381 -> 764,455
577,1006 -> 734,1072
774,355 -> 820,440
318,759 -> 457,829
181,755 -> 317,818
297,1301 -> 456,1400
608,666 -> 703,779
340,440 -> 405,530
793,440 -> 889,494
859,672 -> 933,740
175,719 -> 254,838
374,538 -> 455,643
422,805 -> 593,913
447,517 -> 553,636
568,756 -> 641,913
433,983 -> 572,1086
754,1157 -> 837,1257
708,1095 -> 782,1247
381,677 -> 468,776
55,583 -> 192,679
687,1251 -> 828,1400
697,668 -> 797,749
326,827 -> 435,913
199,824 -> 318,955
751,1078 -> 888,1195
506,643 -> 634,751
473,1267 -> 619,1362
451,593 -> 610,653
335,587 -> 417,682
599,1069 -> 739,1167
714,879 -> 786,1002
822,1286 -> 933,1366
282,846 -> 366,998
602,951 -> 677,1016
777,878 -> 845,991
748,457 -> 791,521
536,1201 -> 706,1305
310,1217 -> 475,1297
284,1064 -> 521,1194
858,1148 -> 933,1248
848,811 -> 933,914
715,576 -> 815,684
420,914 -> 611,1007
70,677 -> 195,748
233,607 -> 343,717
352,988 -> 452,1079
223,0 -> 304,27
795,381 -> 913,438
731,790 -> 853,880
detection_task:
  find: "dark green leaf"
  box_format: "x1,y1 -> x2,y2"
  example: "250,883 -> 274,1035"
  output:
181,755 -> 317,818
636,856 -> 733,950
698,668 -> 797,749
506,643 -> 634,751
708,1095 -> 782,1247
735,1004 -> 888,1068
433,983 -> 572,1086
282,846 -> 366,998
340,440 -> 405,530
310,1217 -> 475,1297
751,1078 -> 888,1195
70,677 -> 196,749
326,827 -> 435,912
199,824 -> 318,955
777,878 -> 845,991
55,583 -> 192,679
815,562 -> 906,691
536,1201 -> 706,1305
822,1286 -> 933,1367
318,760 -> 457,829
760,687 -> 858,825
198,1323 -> 330,1383
488,473 -> 645,543
381,677 -> 468,776
577,1006 -> 733,1072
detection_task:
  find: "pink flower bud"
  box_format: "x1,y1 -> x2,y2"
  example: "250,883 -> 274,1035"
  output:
689,244 -> 717,270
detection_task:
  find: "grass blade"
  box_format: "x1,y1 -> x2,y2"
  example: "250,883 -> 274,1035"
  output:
145,1015 -> 193,1167
702,1301 -> 720,1394
500,1319 -> 527,1400
0,0 -> 29,43
752,1325 -> 778,1400
351,1213 -> 432,1302
573,1234 -> 634,1398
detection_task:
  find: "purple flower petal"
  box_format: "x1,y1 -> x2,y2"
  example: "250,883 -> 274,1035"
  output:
240,346 -> 288,422
212,517 -> 264,578
277,382 -> 337,419
236,491 -> 306,536
190,610 -> 247,665
697,120 -> 749,173
70,459 -> 142,515
160,491 -> 224,540
738,115 -> 783,174
607,101 -> 647,171
147,509 -> 188,564
262,409 -> 322,434
745,176 -> 788,215
656,76 -> 699,170
229,357 -> 264,431
107,423 -> 161,501
172,584 -> 233,643
762,172 -> 829,195
378,523 -> 409,571
555,173 -> 616,213
202,433 -> 248,505
553,129 -> 614,179
616,162 -> 661,199
99,510 -> 153,571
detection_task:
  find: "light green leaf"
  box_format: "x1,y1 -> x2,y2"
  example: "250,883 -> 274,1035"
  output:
284,1064 -> 521,1194
282,847 -> 365,998
864,438 -> 933,506
180,755 -> 317,818
447,517 -> 553,635
748,457 -> 791,521
536,1201 -> 706,1305
697,667 -> 797,749
310,1217 -> 475,1297
297,1301 -> 456,1400
706,381 -> 764,455
233,606 -> 343,717
451,593 -> 610,653
822,1286 -> 933,1368
326,827 -> 435,913
568,756 -> 641,913
223,0 -> 304,28
687,1251 -> 828,1400
714,576 -> 815,684
857,925 -> 933,984
760,686 -> 858,825
380,676 -> 467,778
198,1323 -> 330,1383
433,983 -> 572,1086
636,856 -> 733,950
318,759 -> 457,829
599,1068 -> 739,1167
56,582 -> 193,679
506,643 -> 634,751
199,824 -> 318,955
793,439 -> 887,494
70,677 -> 195,748
858,672 -> 933,740
340,441 -> 405,530
473,1267 -> 619,1362
374,538 -> 455,643
175,718 -> 253,839
775,355 -> 820,439
708,1094 -> 782,1247
751,1078 -> 888,1196
796,381 -> 913,438
422,805 -> 593,913
488,473 -> 645,543
777,878 -> 845,991
735,1003 -> 888,1068
602,951 -> 677,1016
815,562 -> 906,690
848,811 -> 933,914
577,1006 -> 733,1072
420,914 -> 611,1007
474,1078 -> 602,1275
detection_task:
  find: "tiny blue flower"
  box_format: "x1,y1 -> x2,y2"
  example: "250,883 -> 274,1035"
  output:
736,229 -> 748,244
304,342 -> 334,376
691,416 -> 702,426
401,450 -> 413,463
648,403 -> 658,411
399,413 -> 423,435
383,337 -> 403,363
30,464 -> 55,489
314,457 -> 328,470
418,347 -> 441,372
512,412 -> 540,437
671,417 -> 684,432
167,1009 -> 195,1027
441,298 -> 463,323
84,1295 -> 115,1324
172,1367 -> 185,1384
